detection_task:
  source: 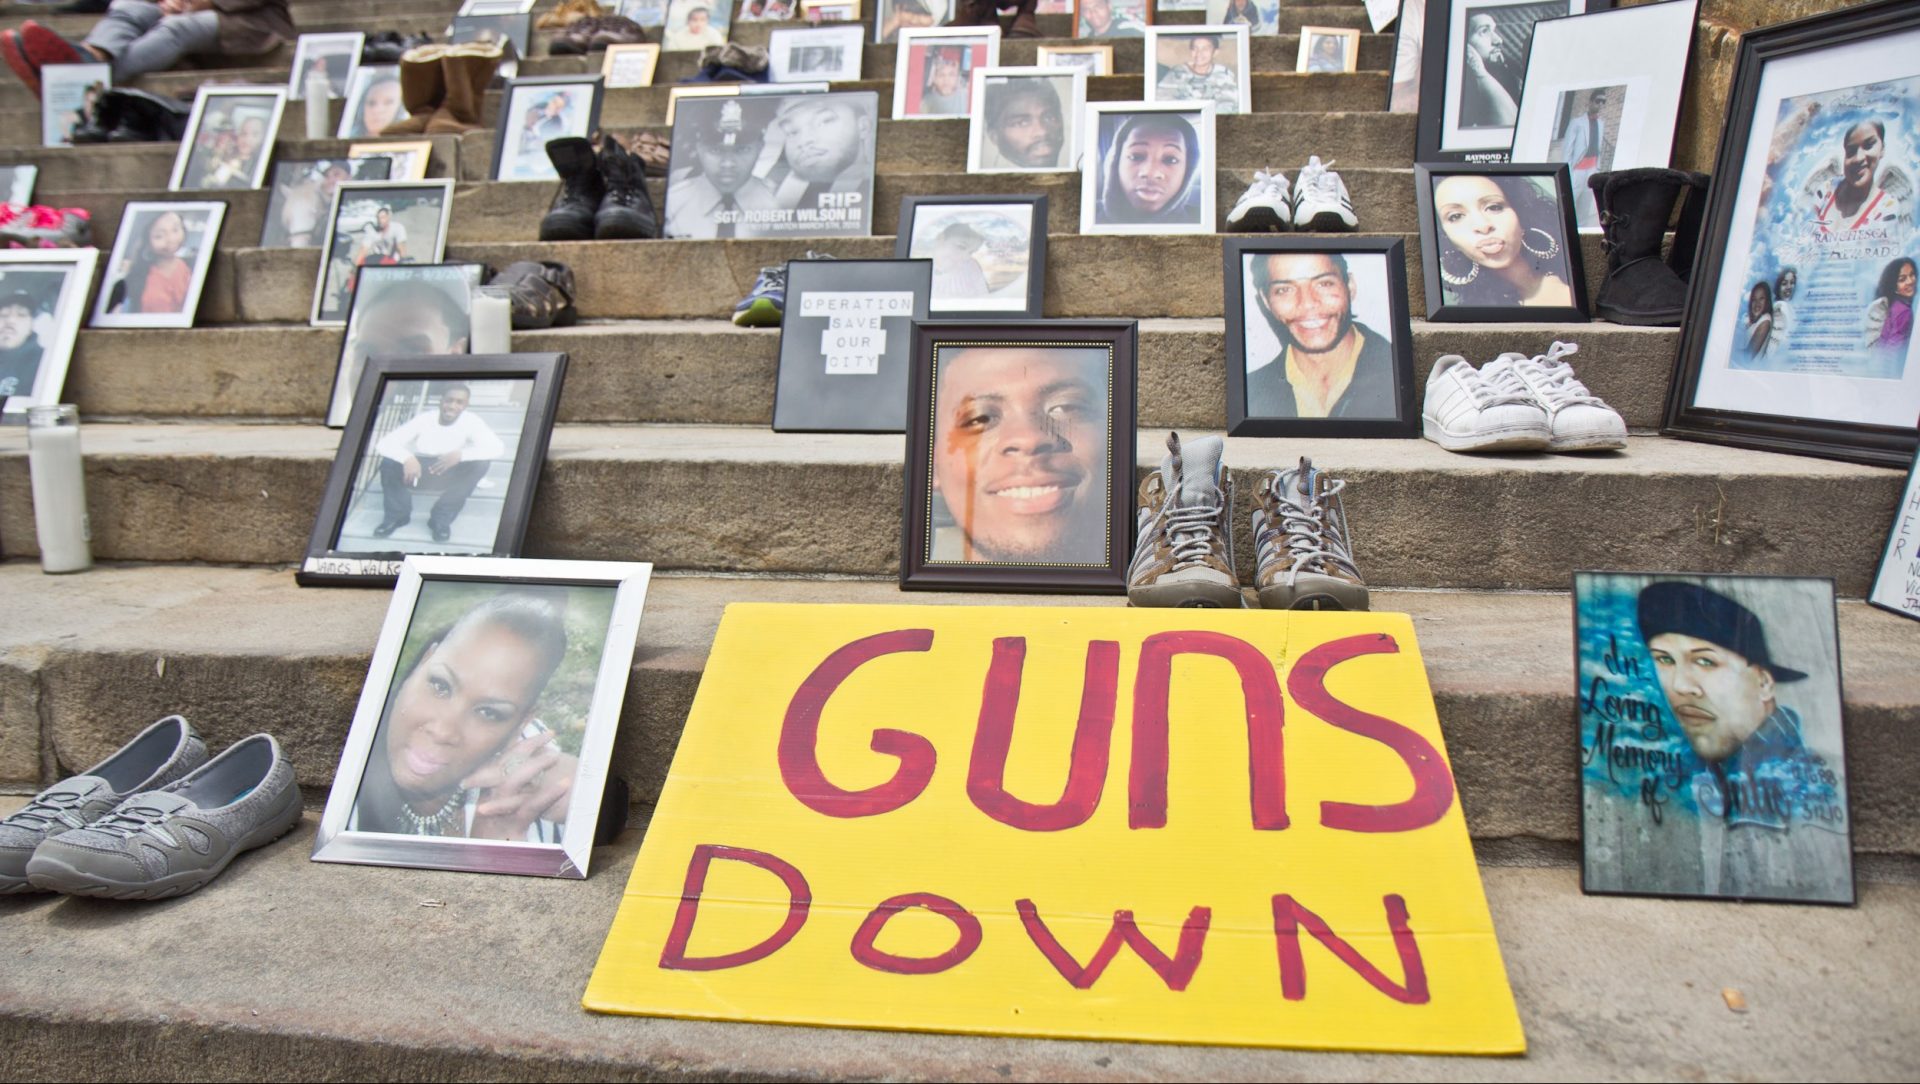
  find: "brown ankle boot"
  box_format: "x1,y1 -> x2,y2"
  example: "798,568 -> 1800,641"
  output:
426,41 -> 503,136
381,43 -> 446,136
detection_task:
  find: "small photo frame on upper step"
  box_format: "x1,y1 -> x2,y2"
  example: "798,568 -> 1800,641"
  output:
892,25 -> 1000,120
90,201 -> 226,331
287,32 -> 365,101
1034,43 -> 1113,77
300,353 -> 568,587
328,262 -> 488,427
348,139 -> 434,181
1663,0 -> 1920,469
313,554 -> 651,878
874,0 -> 948,45
1414,161 -> 1588,321
1297,26 -> 1360,74
337,64 -> 405,140
601,42 -> 662,88
449,13 -> 530,79
771,256 -> 931,432
40,62 -> 110,148
0,247 -> 99,425
1074,0 -> 1150,40
738,0 -> 797,21
769,24 -> 866,84
1870,445 -> 1920,622
895,194 -> 1047,317
1507,0 -> 1698,233
901,318 -> 1138,594
0,165 -> 37,206
1222,235 -> 1418,438
1574,571 -> 1855,906
458,0 -> 536,14
168,85 -> 287,192
1202,0 -> 1275,35
492,75 -> 605,182
1414,0 -> 1614,164
663,0 -> 735,51
967,66 -> 1087,175
1144,25 -> 1250,116
310,179 -> 455,326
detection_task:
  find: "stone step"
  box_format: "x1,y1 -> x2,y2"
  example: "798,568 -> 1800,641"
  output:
4,564 -> 1916,862
63,319 -> 1678,429
198,230 -> 1604,324
0,426 -> 1901,592
2,794 -> 1908,1080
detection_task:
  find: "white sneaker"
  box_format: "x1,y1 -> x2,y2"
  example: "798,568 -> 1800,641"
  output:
1226,170 -> 1293,231
1486,341 -> 1627,452
1421,355 -> 1552,452
1292,156 -> 1357,231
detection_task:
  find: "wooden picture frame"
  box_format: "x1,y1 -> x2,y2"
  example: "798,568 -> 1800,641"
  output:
1296,26 -> 1360,73
1414,161 -> 1589,321
348,139 -> 433,181
602,42 -> 663,87
895,194 -> 1047,317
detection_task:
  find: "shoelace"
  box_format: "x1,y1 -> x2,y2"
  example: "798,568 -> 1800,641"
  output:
1164,502 -> 1225,568
1259,473 -> 1361,582
86,800 -> 178,841
1516,342 -> 1605,413
1457,360 -> 1537,410
5,787 -> 96,832
1297,159 -> 1342,202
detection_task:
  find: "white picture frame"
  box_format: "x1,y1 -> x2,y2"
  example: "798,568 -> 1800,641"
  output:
966,65 -> 1086,174
601,42 -> 662,88
90,201 -> 226,330
40,62 -> 110,147
287,31 -> 365,100
893,25 -> 1000,120
768,24 -> 865,83
1079,99 -> 1216,235
1035,43 -> 1113,76
309,179 -> 455,326
312,556 -> 654,879
1202,0 -> 1277,35
337,65 -> 406,139
168,85 -> 288,192
1143,24 -> 1251,116
0,248 -> 99,423
458,0 -> 535,14
663,0 -> 734,52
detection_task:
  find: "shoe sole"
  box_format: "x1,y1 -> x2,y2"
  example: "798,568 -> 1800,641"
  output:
1225,206 -> 1291,232
1257,581 -> 1370,612
1421,415 -> 1552,452
0,33 -> 39,98
1295,209 -> 1358,232
1127,582 -> 1247,609
1549,434 -> 1627,452
732,298 -> 782,327
26,791 -> 302,901
1,872 -> 48,894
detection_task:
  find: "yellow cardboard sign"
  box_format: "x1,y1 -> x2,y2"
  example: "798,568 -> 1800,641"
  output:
585,604 -> 1523,1055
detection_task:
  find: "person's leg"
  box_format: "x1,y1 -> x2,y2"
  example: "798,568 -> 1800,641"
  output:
377,457 -> 413,531
427,459 -> 490,533
92,7 -> 219,82
81,0 -> 164,61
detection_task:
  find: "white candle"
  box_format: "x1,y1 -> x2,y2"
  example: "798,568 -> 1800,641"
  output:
470,285 -> 514,354
304,68 -> 331,140
26,404 -> 91,574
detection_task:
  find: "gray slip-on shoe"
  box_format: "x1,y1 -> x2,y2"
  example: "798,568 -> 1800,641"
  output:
0,715 -> 207,894
26,734 -> 301,901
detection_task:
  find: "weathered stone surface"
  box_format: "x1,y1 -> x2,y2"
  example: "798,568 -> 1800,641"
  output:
0,648 -> 41,785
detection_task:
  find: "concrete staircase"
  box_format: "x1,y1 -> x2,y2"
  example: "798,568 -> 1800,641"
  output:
0,0 -> 1916,1078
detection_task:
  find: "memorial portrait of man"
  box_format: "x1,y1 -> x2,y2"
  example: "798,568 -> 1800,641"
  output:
665,98 -> 777,239
1243,250 -> 1398,420
329,267 -> 479,426
974,73 -> 1072,171
361,382 -> 508,547
667,93 -> 876,238
0,284 -> 47,399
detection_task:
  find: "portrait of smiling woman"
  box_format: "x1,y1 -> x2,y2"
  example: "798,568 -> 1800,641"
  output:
1417,164 -> 1586,319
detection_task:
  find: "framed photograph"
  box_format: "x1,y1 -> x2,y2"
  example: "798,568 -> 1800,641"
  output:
449,13 -> 532,64
327,262 -> 486,427
903,319 -> 1137,592
1417,0 -> 1609,163
896,195 -> 1046,316
619,0 -> 670,26
1663,0 -> 1920,469
875,0 -> 946,44
893,26 -> 1000,120
967,66 -> 1085,173
739,0 -> 797,20
1870,447 -> 1920,621
1158,0 -> 1204,12
772,257 -> 932,432
1575,571 -> 1854,906
1415,161 -> 1588,320
1035,43 -> 1113,76
1510,0 -> 1697,231
458,0 -> 535,14
0,249 -> 99,424
1204,0 -> 1275,35
262,160 -> 393,247
1146,25 -> 1250,116
769,25 -> 865,83
337,65 -> 405,139
602,42 -> 662,88
1081,100 -> 1216,235
90,201 -> 225,330
168,85 -> 286,191
804,0 -> 860,21
288,32 -> 364,100
40,62 -> 110,147
311,179 -> 454,326
299,353 -> 568,585
313,556 -> 651,877
0,165 -> 37,205
664,91 -> 878,239
1298,26 -> 1361,73
664,83 -> 737,125
1389,0 -> 1426,112
493,76 -> 604,182
1223,235 -> 1418,437
349,139 -> 433,181
664,0 -> 733,51
1075,0 -> 1149,39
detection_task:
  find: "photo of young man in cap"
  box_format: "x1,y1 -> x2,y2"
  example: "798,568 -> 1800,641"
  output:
0,279 -> 48,399
665,97 -> 777,239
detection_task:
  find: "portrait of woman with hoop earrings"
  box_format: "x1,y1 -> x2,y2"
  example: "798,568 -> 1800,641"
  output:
1429,172 -> 1576,309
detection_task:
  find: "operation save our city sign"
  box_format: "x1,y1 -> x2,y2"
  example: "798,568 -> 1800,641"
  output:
584,604 -> 1524,1054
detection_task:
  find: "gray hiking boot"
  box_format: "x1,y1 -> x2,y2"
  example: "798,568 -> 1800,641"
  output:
1127,432 -> 1244,608
0,715 -> 206,894
26,733 -> 301,900
1251,456 -> 1369,611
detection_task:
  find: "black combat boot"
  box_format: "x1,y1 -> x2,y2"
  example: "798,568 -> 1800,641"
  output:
594,133 -> 660,240
539,136 -> 603,242
1588,167 -> 1711,326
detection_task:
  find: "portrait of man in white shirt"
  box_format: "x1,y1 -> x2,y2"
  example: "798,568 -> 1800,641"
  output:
368,382 -> 508,546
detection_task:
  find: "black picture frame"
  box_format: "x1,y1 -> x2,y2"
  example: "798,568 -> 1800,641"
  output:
298,353 -> 568,587
1868,445 -> 1920,622
901,319 -> 1137,594
894,195 -> 1047,319
1572,570 -> 1856,907
1661,0 -> 1920,468
1415,161 -> 1589,322
772,257 -> 933,433
1223,235 -> 1418,438
1414,0 -> 1613,164
328,261 -> 487,427
491,74 -> 605,182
